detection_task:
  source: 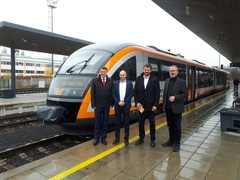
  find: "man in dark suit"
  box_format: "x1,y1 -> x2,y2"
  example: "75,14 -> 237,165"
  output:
134,64 -> 160,147
162,65 -> 188,152
112,70 -> 133,146
91,66 -> 113,146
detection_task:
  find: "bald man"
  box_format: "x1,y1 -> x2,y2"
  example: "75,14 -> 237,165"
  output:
112,70 -> 133,146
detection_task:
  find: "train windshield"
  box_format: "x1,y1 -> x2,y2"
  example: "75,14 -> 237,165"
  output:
48,75 -> 92,98
58,50 -> 111,74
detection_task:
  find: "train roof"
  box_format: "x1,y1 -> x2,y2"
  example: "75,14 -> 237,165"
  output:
78,42 -> 138,54
76,41 -> 228,73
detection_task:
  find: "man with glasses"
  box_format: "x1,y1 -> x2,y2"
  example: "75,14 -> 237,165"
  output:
162,65 -> 188,152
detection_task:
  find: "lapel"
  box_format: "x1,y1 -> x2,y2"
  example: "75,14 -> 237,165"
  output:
173,78 -> 179,92
165,78 -> 170,91
125,81 -> 129,96
116,81 -> 120,98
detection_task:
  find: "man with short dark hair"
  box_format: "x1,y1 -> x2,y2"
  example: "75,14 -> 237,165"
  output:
134,64 -> 160,147
91,67 -> 113,146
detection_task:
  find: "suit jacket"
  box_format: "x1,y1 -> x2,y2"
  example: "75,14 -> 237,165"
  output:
91,75 -> 113,108
163,77 -> 188,114
112,80 -> 133,109
134,73 -> 160,111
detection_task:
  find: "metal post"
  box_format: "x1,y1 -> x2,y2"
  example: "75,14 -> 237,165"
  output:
10,48 -> 16,97
219,53 -> 221,68
47,0 -> 58,75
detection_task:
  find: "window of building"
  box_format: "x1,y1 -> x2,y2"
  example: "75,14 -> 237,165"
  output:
16,62 -> 23,66
37,71 -> 44,74
16,70 -> 24,73
1,61 -> 11,65
26,70 -> 34,74
26,63 -> 34,66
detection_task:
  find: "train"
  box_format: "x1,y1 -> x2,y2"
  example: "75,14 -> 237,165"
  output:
40,42 -> 230,135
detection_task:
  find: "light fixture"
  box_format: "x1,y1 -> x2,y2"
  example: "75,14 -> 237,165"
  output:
22,38 -> 27,43
186,6 -> 190,15
208,15 -> 214,20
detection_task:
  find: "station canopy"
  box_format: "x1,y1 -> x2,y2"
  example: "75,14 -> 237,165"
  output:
152,0 -> 240,66
0,21 -> 93,56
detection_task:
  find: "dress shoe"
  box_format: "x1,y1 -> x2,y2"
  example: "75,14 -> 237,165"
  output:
162,140 -> 173,147
101,140 -> 107,145
112,139 -> 120,145
93,140 -> 99,146
150,141 -> 156,147
135,139 -> 144,146
124,140 -> 129,146
173,144 -> 180,152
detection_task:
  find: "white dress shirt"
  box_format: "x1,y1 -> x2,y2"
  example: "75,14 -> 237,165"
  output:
144,75 -> 149,89
119,81 -> 126,101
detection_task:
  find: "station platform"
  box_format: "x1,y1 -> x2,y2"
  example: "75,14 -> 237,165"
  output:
0,93 -> 47,116
1,90 -> 240,180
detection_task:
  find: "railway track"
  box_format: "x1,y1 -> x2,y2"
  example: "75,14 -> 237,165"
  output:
0,113 -> 40,133
0,113 -> 93,173
0,135 -> 92,173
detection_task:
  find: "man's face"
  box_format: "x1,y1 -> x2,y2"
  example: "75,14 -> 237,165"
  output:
169,66 -> 178,78
100,68 -> 107,77
143,67 -> 152,76
119,71 -> 127,81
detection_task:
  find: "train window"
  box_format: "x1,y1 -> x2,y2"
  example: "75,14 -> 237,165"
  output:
197,68 -> 213,88
58,50 -> 111,74
216,72 -> 225,85
111,56 -> 136,81
149,61 -> 161,80
148,57 -> 186,81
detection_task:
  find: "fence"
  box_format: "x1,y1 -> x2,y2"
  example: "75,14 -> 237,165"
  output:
0,78 -> 52,89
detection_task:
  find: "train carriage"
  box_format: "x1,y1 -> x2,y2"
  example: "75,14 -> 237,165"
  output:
41,42 -> 230,135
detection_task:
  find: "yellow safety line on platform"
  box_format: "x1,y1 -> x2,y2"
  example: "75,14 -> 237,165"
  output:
49,93 -> 225,180
49,122 -> 166,180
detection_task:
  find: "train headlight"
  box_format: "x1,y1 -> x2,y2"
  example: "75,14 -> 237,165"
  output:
69,89 -> 83,97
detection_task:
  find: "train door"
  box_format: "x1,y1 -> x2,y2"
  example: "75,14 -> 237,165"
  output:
188,66 -> 196,101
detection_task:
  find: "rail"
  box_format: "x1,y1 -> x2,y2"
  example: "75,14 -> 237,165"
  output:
15,88 -> 49,94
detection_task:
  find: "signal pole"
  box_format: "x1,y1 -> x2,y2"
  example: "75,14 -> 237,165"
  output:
47,0 -> 58,74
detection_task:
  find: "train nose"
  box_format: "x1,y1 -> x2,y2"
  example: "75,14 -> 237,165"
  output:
37,105 -> 68,124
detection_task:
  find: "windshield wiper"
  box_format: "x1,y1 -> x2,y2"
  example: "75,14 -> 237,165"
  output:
65,53 -> 95,74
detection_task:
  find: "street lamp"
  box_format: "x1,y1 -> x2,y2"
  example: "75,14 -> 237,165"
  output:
47,0 -> 59,74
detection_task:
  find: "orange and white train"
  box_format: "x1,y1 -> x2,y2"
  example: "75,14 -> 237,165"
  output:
43,42 -> 230,135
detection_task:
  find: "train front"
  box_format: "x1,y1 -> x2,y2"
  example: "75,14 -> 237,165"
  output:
45,46 -> 112,135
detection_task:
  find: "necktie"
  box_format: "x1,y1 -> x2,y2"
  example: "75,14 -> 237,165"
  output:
102,77 -> 106,87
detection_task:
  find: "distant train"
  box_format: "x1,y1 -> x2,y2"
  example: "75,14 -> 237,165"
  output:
42,42 -> 230,135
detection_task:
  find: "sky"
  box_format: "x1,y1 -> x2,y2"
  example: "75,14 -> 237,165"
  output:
0,0 -> 231,67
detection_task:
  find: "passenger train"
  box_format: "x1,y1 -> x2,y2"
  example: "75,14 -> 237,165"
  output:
42,42 -> 230,135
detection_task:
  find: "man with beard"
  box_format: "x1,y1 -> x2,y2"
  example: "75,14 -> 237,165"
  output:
162,65 -> 188,152
134,64 -> 160,147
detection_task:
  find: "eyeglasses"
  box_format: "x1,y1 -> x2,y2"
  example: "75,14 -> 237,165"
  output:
170,70 -> 178,72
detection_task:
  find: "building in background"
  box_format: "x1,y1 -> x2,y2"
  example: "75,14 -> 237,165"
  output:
0,46 -> 65,77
